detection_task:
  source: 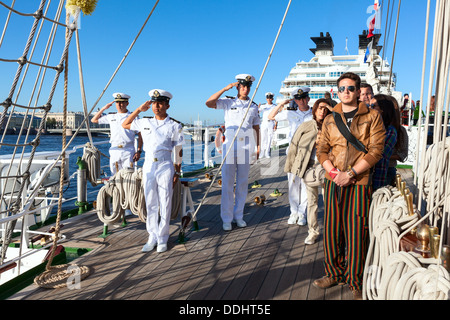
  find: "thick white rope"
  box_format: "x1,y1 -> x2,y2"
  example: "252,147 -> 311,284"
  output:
81,142 -> 101,187
363,185 -> 419,300
378,251 -> 450,300
96,166 -> 181,224
96,174 -> 124,224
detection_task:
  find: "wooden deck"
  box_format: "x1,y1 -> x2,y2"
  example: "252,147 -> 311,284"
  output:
8,149 -> 414,301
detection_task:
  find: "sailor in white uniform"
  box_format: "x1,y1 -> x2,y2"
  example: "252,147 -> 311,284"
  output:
122,89 -> 184,253
268,87 -> 313,226
259,92 -> 277,158
206,74 -> 261,231
91,93 -> 143,175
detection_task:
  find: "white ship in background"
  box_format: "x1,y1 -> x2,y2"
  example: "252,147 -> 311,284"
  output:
273,30 -> 405,151
277,30 -> 402,105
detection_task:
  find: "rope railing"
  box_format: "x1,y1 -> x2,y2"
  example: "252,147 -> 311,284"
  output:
0,0 -> 77,264
0,1 -> 67,27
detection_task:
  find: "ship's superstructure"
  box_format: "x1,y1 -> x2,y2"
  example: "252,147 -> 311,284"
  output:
277,31 -> 400,104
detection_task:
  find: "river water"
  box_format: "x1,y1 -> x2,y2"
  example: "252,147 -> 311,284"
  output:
0,133 -> 220,213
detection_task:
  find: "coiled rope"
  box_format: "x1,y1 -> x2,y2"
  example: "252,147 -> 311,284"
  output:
363,185 -> 419,300
96,172 -> 124,224
96,167 -> 182,224
81,142 -> 101,186
377,251 -> 450,300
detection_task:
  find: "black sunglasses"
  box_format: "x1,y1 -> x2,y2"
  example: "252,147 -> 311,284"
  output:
338,86 -> 356,93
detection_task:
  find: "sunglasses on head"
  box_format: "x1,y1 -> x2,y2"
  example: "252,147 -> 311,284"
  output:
338,85 -> 356,93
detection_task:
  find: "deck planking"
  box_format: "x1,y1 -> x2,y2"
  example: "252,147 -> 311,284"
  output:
8,150 -> 415,301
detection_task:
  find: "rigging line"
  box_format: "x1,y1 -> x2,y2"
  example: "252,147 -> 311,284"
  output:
37,0 -> 161,160
414,0 -> 432,186
182,0 -> 293,232
425,0 -> 450,225
0,0 -> 62,148
0,1 -> 67,27
387,0 -> 401,93
378,0 -> 391,83
0,0 -> 63,215
417,0 -> 443,214
45,11 -> 69,271
75,27 -> 93,145
0,0 -> 54,233
0,101 -> 49,110
0,0 -> 15,48
0,1 -> 161,221
0,7 -> 79,264
0,57 -> 63,70
85,0 -> 160,115
0,0 -> 46,132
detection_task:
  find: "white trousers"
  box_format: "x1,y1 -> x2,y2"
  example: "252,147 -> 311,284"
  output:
287,172 -> 308,219
142,159 -> 174,245
260,125 -> 274,158
109,147 -> 135,175
220,141 -> 251,223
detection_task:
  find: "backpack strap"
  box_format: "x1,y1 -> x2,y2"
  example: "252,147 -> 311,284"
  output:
332,111 -> 368,154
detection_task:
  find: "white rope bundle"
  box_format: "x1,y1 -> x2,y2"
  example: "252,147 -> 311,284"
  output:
377,251 -> 450,300
420,137 -> 450,215
82,142 -> 101,186
95,173 -> 124,224
95,167 -> 182,224
363,186 -> 419,300
128,168 -> 147,222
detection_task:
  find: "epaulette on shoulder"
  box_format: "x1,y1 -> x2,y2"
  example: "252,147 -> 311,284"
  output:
170,117 -> 183,126
109,112 -> 117,114
143,116 -> 154,119
225,96 -> 235,99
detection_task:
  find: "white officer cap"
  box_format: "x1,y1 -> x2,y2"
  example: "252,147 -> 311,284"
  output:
235,74 -> 255,86
265,92 -> 274,98
113,92 -> 130,101
148,89 -> 173,102
291,87 -> 310,99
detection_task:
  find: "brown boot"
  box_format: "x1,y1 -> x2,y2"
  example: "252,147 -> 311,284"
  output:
313,276 -> 339,289
351,288 -> 362,300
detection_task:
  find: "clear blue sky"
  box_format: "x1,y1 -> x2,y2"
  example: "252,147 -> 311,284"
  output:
0,0 -> 436,125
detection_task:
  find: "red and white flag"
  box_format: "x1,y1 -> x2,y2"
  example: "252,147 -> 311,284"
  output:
368,0 -> 381,38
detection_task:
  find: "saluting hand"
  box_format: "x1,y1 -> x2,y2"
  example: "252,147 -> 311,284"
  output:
139,100 -> 152,112
103,101 -> 114,110
224,82 -> 238,91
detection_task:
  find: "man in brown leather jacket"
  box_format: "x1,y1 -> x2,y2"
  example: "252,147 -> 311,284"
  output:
314,72 -> 385,300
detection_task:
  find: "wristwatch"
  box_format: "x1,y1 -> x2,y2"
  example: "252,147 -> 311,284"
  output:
347,168 -> 357,178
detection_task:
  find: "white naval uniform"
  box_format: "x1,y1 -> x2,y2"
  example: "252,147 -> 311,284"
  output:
274,103 -> 313,223
130,115 -> 184,245
216,97 -> 260,224
259,103 -> 276,158
98,112 -> 137,175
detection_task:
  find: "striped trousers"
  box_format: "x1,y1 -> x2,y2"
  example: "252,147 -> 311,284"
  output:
322,178 -> 372,291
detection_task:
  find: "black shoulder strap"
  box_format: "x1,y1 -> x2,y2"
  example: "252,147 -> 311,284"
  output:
332,111 -> 368,154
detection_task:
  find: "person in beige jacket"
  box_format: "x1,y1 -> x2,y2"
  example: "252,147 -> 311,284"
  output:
285,99 -> 332,245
